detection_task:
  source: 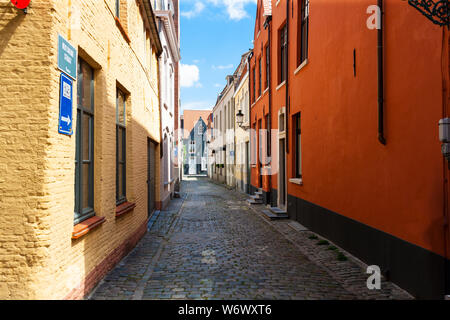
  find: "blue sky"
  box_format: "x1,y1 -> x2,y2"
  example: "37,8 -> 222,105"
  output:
179,0 -> 257,113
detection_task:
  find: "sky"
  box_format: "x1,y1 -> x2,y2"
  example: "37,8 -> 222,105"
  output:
179,0 -> 257,114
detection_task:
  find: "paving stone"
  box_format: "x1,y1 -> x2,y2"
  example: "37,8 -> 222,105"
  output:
90,177 -> 412,300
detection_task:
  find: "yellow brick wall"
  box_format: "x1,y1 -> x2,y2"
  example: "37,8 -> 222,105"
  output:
0,0 -> 161,299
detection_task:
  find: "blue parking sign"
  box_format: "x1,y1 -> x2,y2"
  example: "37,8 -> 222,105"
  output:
58,73 -> 73,136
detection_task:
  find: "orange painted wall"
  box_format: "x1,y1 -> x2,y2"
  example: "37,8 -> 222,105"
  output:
277,0 -> 448,258
250,0 -> 270,190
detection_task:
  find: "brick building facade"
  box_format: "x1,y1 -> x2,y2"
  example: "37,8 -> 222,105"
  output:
0,0 -> 162,299
248,0 -> 450,298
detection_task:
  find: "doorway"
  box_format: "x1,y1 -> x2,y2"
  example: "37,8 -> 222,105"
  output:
147,138 -> 156,217
278,138 -> 286,209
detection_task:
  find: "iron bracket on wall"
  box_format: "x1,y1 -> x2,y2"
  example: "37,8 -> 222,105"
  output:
408,0 -> 449,27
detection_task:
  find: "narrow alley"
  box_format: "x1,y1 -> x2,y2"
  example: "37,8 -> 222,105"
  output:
90,178 -> 411,300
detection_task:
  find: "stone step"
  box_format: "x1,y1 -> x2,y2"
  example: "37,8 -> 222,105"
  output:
250,194 -> 263,200
270,207 -> 287,215
262,209 -> 289,221
247,199 -> 263,205
255,191 -> 263,196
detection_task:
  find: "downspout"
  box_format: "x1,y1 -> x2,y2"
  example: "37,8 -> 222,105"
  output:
265,15 -> 273,201
377,0 -> 386,145
248,50 -> 254,190
442,26 -> 450,297
233,79 -> 237,191
286,0 -> 290,153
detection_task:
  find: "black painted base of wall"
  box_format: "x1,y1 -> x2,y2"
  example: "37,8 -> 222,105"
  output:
287,194 -> 450,299
270,188 -> 278,208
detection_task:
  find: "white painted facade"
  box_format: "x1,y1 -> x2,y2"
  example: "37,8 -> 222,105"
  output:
210,76 -> 235,187
153,0 -> 180,208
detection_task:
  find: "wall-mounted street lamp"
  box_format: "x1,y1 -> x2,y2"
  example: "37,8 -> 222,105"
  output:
236,110 -> 250,130
407,0 -> 449,27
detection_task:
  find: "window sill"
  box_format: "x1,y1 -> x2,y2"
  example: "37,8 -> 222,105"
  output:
294,59 -> 308,75
115,17 -> 131,44
72,216 -> 106,240
116,201 -> 136,218
276,81 -> 286,91
289,178 -> 303,186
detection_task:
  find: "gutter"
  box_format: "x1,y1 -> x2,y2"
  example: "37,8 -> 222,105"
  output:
155,10 -> 181,62
141,0 -> 163,56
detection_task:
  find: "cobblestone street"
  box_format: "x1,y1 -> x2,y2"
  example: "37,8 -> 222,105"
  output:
90,177 -> 412,300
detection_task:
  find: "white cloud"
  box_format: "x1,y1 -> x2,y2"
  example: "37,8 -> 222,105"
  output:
180,63 -> 200,88
208,0 -> 257,20
212,64 -> 234,70
181,0 -> 256,21
214,83 -> 222,88
224,0 -> 257,20
181,1 -> 205,19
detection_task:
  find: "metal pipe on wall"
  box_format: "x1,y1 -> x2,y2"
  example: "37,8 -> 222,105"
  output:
378,0 -> 386,145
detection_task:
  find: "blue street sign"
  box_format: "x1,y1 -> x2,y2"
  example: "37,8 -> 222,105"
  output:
58,73 -> 74,136
58,34 -> 77,80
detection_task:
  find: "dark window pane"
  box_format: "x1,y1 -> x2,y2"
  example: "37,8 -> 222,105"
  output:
296,114 -> 302,177
75,58 -> 94,223
82,114 -> 90,161
116,124 -> 126,202
117,90 -> 126,125
266,46 -> 270,88
119,163 -> 124,198
118,127 -> 124,161
258,58 -> 262,96
82,63 -> 93,111
77,63 -> 83,109
82,163 -> 90,209
75,110 -> 81,214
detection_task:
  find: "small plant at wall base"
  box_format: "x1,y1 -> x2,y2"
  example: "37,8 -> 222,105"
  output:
337,252 -> 348,261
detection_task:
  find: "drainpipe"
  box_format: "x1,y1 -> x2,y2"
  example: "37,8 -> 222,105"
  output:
286,0 -> 290,153
248,50 -> 254,191
265,15 -> 273,203
377,0 -> 386,145
442,26 -> 450,298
